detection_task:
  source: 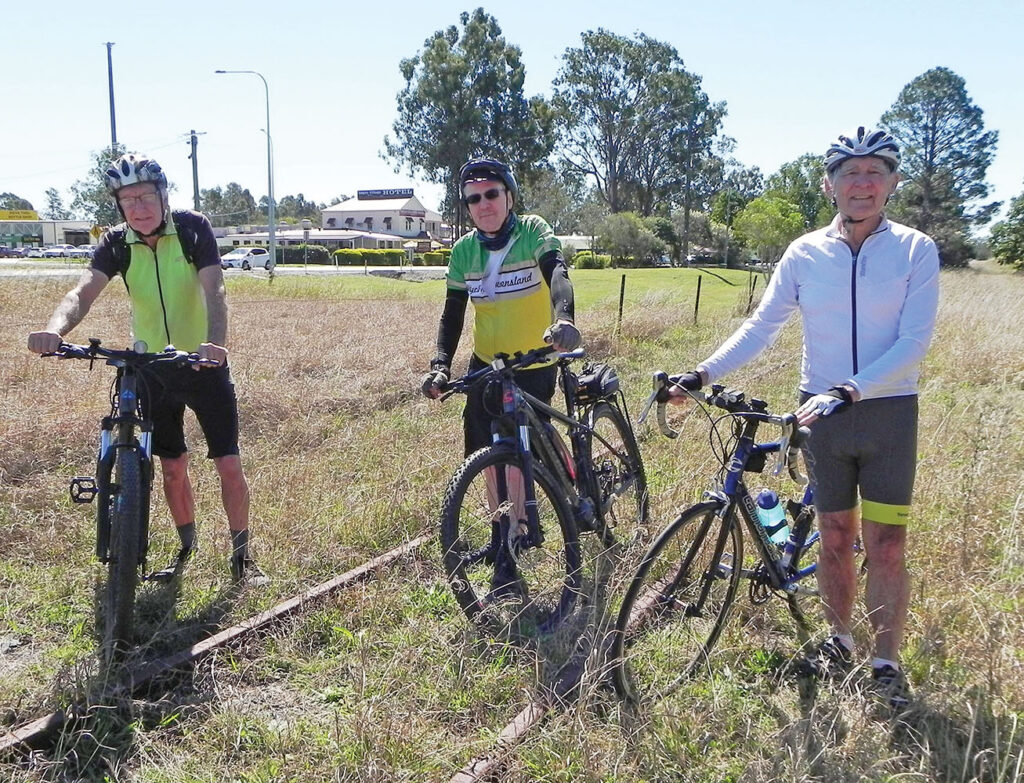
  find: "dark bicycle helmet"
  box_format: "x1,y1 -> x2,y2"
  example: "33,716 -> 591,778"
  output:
105,154 -> 168,194
824,127 -> 900,174
459,157 -> 519,203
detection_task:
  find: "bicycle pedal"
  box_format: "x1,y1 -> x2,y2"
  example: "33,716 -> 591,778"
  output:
70,476 -> 98,503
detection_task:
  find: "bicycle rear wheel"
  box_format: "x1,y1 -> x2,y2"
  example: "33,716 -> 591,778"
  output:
611,500 -> 742,704
103,447 -> 143,662
440,446 -> 581,634
585,401 -> 649,549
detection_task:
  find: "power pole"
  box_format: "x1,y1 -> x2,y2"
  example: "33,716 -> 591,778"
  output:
187,130 -> 205,211
104,42 -> 117,150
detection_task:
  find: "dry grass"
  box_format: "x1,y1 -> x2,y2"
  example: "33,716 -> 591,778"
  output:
0,265 -> 1022,781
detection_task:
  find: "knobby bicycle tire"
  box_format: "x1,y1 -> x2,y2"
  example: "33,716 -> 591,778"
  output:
104,446 -> 143,662
585,401 -> 649,548
439,446 -> 581,634
611,500 -> 742,704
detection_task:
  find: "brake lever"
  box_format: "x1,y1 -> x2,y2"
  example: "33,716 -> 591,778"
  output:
638,371 -> 680,439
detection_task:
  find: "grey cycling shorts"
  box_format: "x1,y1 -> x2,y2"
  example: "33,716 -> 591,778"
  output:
801,393 -> 918,525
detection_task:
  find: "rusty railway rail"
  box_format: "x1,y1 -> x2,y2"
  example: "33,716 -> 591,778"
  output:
0,533 -> 432,758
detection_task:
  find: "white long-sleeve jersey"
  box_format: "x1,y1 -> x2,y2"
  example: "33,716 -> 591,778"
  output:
698,216 -> 939,400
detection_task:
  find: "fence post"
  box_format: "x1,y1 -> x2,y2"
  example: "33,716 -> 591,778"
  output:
694,275 -> 702,323
616,273 -> 626,337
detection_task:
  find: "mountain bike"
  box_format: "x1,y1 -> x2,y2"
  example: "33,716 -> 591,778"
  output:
438,345 -> 648,634
47,338 -> 207,662
611,372 -> 825,703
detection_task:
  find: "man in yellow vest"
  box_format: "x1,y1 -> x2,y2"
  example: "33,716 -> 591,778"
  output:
28,154 -> 266,585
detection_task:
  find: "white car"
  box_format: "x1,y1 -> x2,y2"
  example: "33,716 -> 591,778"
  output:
26,247 -> 45,258
42,244 -> 77,258
220,247 -> 272,270
69,244 -> 96,259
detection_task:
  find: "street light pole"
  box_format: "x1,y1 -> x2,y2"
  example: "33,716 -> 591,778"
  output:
215,69 -> 275,280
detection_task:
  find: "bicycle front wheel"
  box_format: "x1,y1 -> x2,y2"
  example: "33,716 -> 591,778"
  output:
585,401 -> 649,549
440,446 -> 581,634
611,500 -> 742,704
103,447 -> 143,662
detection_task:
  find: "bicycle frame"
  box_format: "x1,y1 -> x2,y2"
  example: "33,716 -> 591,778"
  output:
92,362 -> 155,566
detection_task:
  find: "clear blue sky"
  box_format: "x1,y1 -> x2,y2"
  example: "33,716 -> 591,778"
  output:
5,0 -> 1022,232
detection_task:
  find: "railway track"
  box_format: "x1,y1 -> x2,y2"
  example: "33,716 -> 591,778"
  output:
0,534 -> 431,759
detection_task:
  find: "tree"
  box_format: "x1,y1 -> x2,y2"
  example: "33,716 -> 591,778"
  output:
989,183 -> 1024,270
599,212 -> 666,266
275,193 -> 322,224
880,67 -> 999,266
68,145 -> 127,226
0,193 -> 34,211
733,195 -> 805,264
552,30 -> 724,218
383,8 -> 555,227
764,153 -> 831,229
42,188 -> 71,220
644,215 -> 678,262
518,166 -> 586,234
201,183 -> 258,227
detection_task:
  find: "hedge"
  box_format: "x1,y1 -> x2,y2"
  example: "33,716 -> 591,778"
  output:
573,251 -> 612,269
278,244 -> 331,265
331,248 -> 408,266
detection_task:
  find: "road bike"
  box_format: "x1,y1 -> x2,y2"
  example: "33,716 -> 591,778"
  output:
611,373 -> 826,703
47,338 -> 206,662
438,345 -> 648,634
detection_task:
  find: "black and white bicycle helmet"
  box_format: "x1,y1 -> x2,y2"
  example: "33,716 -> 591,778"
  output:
824,127 -> 900,174
459,157 -> 518,203
105,154 -> 168,194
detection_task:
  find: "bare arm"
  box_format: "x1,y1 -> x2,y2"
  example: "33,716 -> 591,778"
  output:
28,268 -> 110,353
196,264 -> 229,363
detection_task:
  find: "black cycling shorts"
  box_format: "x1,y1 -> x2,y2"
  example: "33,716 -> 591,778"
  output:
462,354 -> 557,457
801,393 -> 918,525
139,363 -> 241,460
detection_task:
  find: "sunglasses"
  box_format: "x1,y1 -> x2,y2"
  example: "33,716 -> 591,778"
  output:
465,187 -> 505,205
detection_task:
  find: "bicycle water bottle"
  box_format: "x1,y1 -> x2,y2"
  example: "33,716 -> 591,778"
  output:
755,489 -> 789,545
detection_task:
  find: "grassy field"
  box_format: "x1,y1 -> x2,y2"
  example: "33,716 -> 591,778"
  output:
0,264 -> 1022,781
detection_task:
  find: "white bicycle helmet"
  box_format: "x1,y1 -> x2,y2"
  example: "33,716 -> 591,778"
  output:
824,127 -> 900,174
105,154 -> 168,194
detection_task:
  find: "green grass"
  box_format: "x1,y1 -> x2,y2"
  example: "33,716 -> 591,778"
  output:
1,265 -> 1022,781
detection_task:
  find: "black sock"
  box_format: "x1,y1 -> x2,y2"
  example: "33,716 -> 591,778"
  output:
230,528 -> 249,562
177,522 -> 196,551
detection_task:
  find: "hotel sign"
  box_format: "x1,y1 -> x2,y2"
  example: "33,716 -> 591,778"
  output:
357,188 -> 413,200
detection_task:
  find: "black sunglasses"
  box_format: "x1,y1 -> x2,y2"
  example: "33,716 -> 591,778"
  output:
465,187 -> 505,205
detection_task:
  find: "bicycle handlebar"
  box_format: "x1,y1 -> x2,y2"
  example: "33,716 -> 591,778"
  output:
439,345 -> 586,401
639,371 -> 810,483
44,339 -> 214,368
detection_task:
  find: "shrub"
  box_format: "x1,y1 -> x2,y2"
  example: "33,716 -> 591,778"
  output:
333,248 -> 364,266
423,252 -> 445,266
574,251 -> 611,269
278,244 -> 331,265
411,254 -> 425,266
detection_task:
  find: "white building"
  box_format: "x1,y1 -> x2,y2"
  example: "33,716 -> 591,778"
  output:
0,210 -> 94,248
321,189 -> 447,243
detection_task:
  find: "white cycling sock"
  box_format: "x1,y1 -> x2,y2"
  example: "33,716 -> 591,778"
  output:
872,657 -> 899,671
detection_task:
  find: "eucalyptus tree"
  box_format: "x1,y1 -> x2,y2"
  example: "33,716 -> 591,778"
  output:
764,153 -> 831,229
552,29 -> 723,222
383,8 -> 554,228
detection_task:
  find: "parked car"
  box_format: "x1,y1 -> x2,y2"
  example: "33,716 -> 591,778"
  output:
220,247 -> 272,270
25,247 -> 45,258
0,246 -> 26,258
42,244 -> 77,258
69,244 -> 97,258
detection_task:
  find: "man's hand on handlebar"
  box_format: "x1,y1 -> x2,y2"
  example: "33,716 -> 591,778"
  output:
665,370 -> 705,405
195,342 -> 228,370
421,363 -> 449,400
542,320 -> 582,353
27,330 -> 63,355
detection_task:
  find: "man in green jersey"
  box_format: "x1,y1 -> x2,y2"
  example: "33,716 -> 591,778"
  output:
28,154 -> 266,586
420,157 -> 580,454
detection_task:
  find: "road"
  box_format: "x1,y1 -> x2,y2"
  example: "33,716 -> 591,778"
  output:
0,260 -> 447,281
